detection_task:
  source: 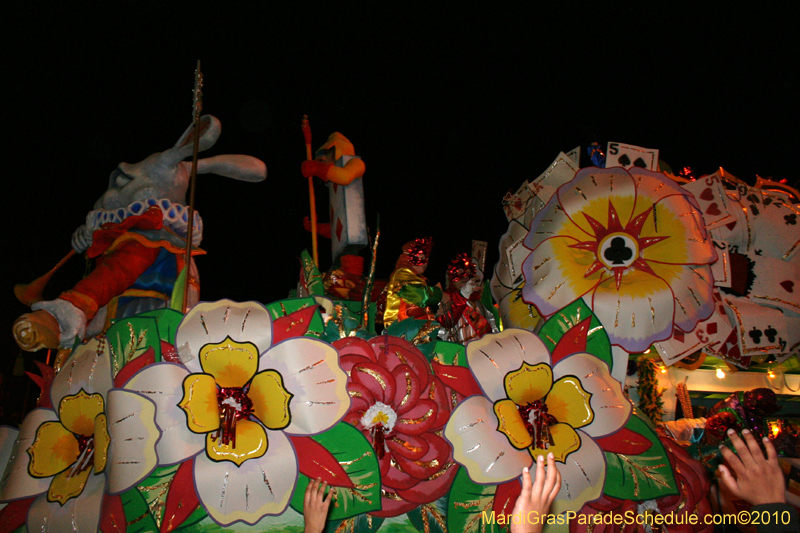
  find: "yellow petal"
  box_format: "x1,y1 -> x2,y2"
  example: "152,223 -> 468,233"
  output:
547,376 -> 594,429
504,363 -> 553,406
530,423 -> 581,463
47,465 -> 92,505
206,419 -> 268,466
494,399 -> 532,450
28,421 -> 79,478
93,413 -> 110,474
179,373 -> 220,434
199,337 -> 259,388
58,390 -> 105,436
249,370 -> 293,430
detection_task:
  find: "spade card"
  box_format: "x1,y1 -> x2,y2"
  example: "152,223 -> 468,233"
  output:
605,142 -> 659,171
683,171 -> 735,230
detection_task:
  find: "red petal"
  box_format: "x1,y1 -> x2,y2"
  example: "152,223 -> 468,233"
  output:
583,213 -> 608,239
370,496 -> 418,518
382,462 -> 420,490
27,360 -> 55,409
272,305 -> 319,343
334,337 -> 376,362
339,354 -> 375,375
386,433 -> 430,461
351,362 -> 396,404
161,340 -> 181,364
395,399 -> 438,436
374,336 -> 430,391
393,433 -> 450,480
423,376 -> 453,429
632,258 -> 657,277
0,498 -> 34,533
606,200 -> 624,233
551,317 -> 592,366
160,460 -> 199,532
492,478 -> 522,518
290,436 -> 354,488
638,235 -> 670,250
392,365 -> 422,416
583,260 -> 605,278
568,241 -> 599,251
431,362 -> 483,398
396,461 -> 459,504
594,428 -> 653,455
114,347 -> 156,388
627,206 -> 652,236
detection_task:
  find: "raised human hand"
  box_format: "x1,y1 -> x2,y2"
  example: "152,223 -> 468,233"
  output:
303,478 -> 333,533
718,428 -> 785,505
511,453 -> 562,533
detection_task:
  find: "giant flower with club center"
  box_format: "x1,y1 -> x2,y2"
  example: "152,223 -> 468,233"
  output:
336,336 -> 459,517
122,300 -> 350,526
0,336 -> 159,532
521,167 -> 717,353
445,328 -> 631,514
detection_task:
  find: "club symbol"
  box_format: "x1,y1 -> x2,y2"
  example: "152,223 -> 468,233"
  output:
604,236 -> 633,265
765,325 -> 778,343
748,327 -> 763,345
785,214 -> 797,225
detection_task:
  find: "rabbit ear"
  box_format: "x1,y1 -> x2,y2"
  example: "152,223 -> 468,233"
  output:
196,154 -> 267,182
160,115 -> 222,167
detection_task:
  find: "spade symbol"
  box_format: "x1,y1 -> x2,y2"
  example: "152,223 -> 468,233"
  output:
633,157 -> 647,168
748,327 -> 763,344
765,325 -> 778,343
618,154 -> 631,166
604,237 -> 633,265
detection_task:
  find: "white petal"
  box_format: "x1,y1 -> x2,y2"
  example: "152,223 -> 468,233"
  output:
176,300 -> 273,374
124,363 -> 205,464
0,409 -> 56,501
628,168 -> 691,205
556,168 -> 638,235
550,430 -> 605,514
589,275 -> 674,353
668,265 -> 715,333
106,389 -> 160,494
552,354 -> 631,438
610,346 -> 629,385
444,396 -> 532,485
194,429 -> 297,526
259,337 -> 349,435
27,470 -> 105,533
51,336 -> 113,409
0,427 -> 18,483
466,329 -> 551,402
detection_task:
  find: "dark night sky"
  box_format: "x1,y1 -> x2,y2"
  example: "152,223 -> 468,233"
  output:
2,3 -> 798,375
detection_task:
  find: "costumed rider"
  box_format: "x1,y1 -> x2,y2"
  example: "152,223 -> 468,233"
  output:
12,115 -> 266,352
437,252 -> 498,344
382,237 -> 442,329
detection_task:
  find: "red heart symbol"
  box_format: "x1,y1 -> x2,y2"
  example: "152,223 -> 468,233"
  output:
706,203 -> 721,216
700,188 -> 714,201
781,280 -> 794,293
725,220 -> 737,231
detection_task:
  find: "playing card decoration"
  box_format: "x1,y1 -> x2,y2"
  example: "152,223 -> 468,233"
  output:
522,166 -> 717,353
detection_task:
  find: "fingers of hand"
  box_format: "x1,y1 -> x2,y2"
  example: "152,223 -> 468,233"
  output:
532,454 -> 547,496
543,453 -> 559,497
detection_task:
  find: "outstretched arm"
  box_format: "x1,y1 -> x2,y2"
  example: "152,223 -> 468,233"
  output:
304,479 -> 333,533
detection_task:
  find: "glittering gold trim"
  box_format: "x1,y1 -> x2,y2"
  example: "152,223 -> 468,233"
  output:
751,295 -> 800,312
353,366 -> 387,389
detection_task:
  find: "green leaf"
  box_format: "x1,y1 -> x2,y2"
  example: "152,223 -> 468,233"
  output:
105,315 -> 163,376
289,422 -> 381,519
384,318 -> 440,351
447,468 -> 508,533
120,481 -> 159,533
537,299 -> 613,371
407,496 -> 448,533
134,307 -> 184,344
429,340 -> 467,367
320,300 -> 378,343
170,264 -> 189,312
172,504 -> 209,531
265,298 -> 325,338
603,412 -> 678,501
324,514 -> 385,533
301,249 -> 324,296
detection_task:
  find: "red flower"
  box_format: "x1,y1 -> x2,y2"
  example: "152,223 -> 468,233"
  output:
335,336 -> 458,517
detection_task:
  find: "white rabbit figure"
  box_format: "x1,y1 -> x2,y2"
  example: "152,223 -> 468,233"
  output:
13,115 -> 266,352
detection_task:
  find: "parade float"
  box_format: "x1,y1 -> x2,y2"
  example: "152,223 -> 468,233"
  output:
1,76 -> 798,533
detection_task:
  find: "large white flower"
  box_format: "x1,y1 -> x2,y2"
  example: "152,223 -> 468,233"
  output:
522,167 -> 717,353
444,329 -> 631,514
123,299 -> 350,526
0,337 -> 159,532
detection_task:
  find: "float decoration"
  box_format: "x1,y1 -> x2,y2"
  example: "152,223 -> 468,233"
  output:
122,300 -> 350,526
522,166 -> 717,354
264,297 -> 326,340
288,421 -> 382,519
